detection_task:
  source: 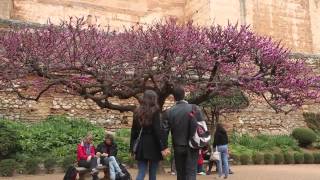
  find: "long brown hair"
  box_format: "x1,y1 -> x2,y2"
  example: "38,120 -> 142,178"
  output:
135,90 -> 160,126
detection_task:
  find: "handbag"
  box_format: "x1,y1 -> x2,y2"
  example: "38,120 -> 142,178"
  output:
133,127 -> 143,154
210,146 -> 221,161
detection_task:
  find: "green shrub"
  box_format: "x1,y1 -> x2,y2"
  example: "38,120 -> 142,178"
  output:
18,116 -> 105,155
14,153 -> 30,163
252,152 -> 264,164
240,154 -> 251,165
0,159 -> 16,177
231,134 -> 299,152
0,121 -> 19,159
284,153 -> 294,164
292,128 -> 317,147
303,112 -> 320,131
62,155 -> 75,172
294,153 -> 304,164
313,153 -> 320,164
264,153 -> 274,164
44,158 -> 57,174
274,153 -> 284,164
304,153 -> 314,164
236,135 -> 269,151
230,154 -> 240,165
24,158 -> 40,174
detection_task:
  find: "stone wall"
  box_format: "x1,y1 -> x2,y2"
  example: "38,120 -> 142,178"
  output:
1,1 -> 320,134
1,0 -> 320,53
0,92 -> 175,130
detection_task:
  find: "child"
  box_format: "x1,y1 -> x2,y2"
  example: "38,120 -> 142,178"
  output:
197,149 -> 206,175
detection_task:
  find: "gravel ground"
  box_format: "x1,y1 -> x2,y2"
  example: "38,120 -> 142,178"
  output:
0,165 -> 319,180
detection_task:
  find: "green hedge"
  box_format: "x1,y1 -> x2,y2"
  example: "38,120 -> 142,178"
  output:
304,153 -> 314,164
294,153 -> 304,164
0,159 -> 16,177
240,154 -> 251,165
313,153 -> 320,164
292,128 -> 317,147
284,153 -> 294,164
264,153 -> 274,164
0,121 -> 19,159
252,152 -> 264,164
274,153 -> 284,164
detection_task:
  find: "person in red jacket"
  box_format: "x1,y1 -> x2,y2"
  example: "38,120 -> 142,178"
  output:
77,132 -> 99,180
197,149 -> 206,175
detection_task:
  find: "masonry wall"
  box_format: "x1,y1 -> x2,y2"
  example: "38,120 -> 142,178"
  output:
0,1 -> 320,134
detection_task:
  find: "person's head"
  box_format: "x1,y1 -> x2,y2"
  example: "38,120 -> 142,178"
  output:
104,134 -> 114,145
84,132 -> 93,144
172,85 -> 185,101
135,90 -> 160,126
216,122 -> 229,132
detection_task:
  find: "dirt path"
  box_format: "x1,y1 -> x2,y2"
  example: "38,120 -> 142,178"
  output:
1,165 -> 319,180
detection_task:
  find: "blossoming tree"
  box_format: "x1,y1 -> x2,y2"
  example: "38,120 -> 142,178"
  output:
0,18 -> 319,113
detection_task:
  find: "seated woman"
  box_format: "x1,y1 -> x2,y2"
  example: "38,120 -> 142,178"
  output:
77,132 -> 99,180
96,134 -> 125,180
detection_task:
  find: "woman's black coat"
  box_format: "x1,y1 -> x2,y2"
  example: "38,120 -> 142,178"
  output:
130,111 -> 165,161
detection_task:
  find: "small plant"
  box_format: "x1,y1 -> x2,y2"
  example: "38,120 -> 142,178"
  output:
284,153 -> 294,164
292,128 -> 317,147
62,155 -> 75,172
274,153 -> 284,164
0,159 -> 16,177
313,153 -> 320,164
252,152 -> 264,164
44,158 -> 57,174
294,153 -> 304,164
24,158 -> 40,174
304,153 -> 314,164
240,153 -> 251,165
0,121 -> 19,159
264,153 -> 274,164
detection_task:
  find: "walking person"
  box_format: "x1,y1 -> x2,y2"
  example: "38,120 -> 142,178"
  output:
77,132 -> 99,180
130,90 -> 166,180
162,85 -> 205,180
213,123 -> 230,179
96,134 -> 125,180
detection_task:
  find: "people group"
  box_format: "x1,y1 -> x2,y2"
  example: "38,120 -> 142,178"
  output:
76,85 -> 232,180
130,86 -> 232,180
77,133 -> 126,180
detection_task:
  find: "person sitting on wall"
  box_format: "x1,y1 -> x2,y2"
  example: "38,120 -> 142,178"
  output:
96,133 -> 125,180
77,132 -> 99,180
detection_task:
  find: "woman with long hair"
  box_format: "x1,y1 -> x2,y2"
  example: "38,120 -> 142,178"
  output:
213,123 -> 230,179
130,90 -> 165,180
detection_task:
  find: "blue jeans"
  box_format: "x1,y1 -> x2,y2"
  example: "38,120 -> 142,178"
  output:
103,156 -> 122,180
217,145 -> 229,177
136,160 -> 159,180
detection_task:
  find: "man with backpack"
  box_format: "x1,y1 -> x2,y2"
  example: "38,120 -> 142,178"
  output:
162,85 -> 210,180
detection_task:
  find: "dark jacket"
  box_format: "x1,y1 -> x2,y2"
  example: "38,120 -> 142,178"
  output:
96,142 -> 118,157
130,110 -> 165,161
162,100 -> 204,148
212,127 -> 228,147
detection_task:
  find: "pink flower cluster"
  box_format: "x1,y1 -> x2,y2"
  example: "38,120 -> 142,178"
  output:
0,17 -> 319,112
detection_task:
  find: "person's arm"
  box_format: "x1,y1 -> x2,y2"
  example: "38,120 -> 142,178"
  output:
110,143 -> 118,157
77,144 -> 88,160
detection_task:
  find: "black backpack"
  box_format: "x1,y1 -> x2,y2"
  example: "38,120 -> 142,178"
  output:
63,166 -> 77,180
116,164 -> 132,180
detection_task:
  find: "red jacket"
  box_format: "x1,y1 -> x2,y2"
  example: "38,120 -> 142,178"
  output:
198,150 -> 204,165
77,141 -> 96,161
